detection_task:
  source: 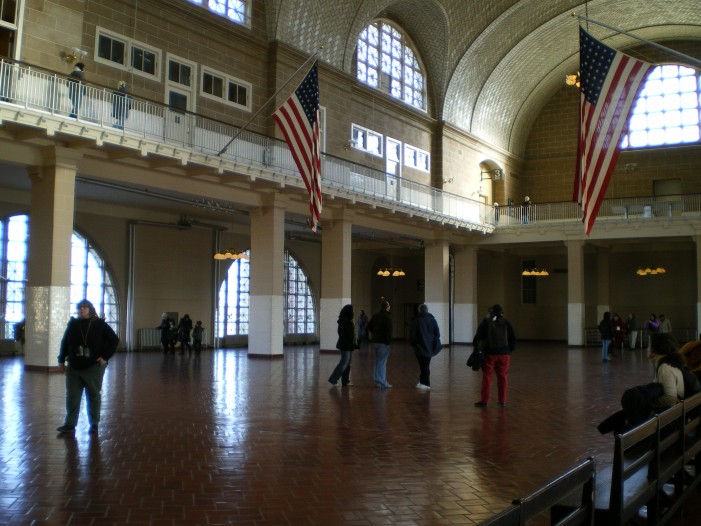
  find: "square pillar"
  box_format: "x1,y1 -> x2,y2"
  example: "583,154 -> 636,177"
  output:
424,239 -> 449,341
567,240 -> 585,346
319,212 -> 352,351
249,202 -> 285,357
454,245 -> 477,343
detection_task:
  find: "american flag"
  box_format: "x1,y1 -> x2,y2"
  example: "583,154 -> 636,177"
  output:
573,27 -> 652,236
273,61 -> 322,232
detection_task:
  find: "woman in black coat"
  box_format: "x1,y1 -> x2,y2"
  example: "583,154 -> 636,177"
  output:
328,304 -> 356,386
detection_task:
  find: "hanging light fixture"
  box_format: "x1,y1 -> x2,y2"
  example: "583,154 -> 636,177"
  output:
521,268 -> 549,277
213,249 -> 249,260
377,267 -> 405,277
636,264 -> 666,276
565,72 -> 581,88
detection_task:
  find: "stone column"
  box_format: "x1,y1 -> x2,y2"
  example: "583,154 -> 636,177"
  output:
249,197 -> 286,357
424,239 -> 450,341
24,148 -> 82,370
319,210 -> 353,351
696,236 -> 701,340
567,240 -> 585,346
596,249 -> 610,322
454,244 -> 478,343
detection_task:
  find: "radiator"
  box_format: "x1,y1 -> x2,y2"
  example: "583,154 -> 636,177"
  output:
137,328 -> 211,350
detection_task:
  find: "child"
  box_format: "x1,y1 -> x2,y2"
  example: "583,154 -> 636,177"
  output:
192,321 -> 204,354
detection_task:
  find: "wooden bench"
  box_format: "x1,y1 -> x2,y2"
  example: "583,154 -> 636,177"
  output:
479,457 -> 595,526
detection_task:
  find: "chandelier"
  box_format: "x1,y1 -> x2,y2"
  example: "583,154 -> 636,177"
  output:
565,72 -> 580,88
636,265 -> 666,276
377,268 -> 406,277
213,249 -> 249,260
521,268 -> 550,277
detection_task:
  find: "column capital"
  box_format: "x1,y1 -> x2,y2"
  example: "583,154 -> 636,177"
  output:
41,146 -> 84,170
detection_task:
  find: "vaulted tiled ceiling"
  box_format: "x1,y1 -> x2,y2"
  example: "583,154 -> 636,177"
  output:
267,0 -> 701,155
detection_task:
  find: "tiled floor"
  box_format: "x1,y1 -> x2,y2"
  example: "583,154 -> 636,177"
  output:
0,342 -> 699,525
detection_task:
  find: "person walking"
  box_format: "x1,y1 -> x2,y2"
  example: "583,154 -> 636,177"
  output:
409,303 -> 441,390
56,299 -> 119,435
599,311 -> 613,362
67,62 -> 85,118
328,304 -> 357,386
177,314 -> 193,355
473,304 -> 516,408
368,300 -> 393,389
157,313 -> 174,353
112,80 -> 131,129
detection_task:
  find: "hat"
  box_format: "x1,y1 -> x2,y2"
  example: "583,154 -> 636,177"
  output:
75,62 -> 85,70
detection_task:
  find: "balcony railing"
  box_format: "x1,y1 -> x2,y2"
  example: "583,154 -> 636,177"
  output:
0,59 -> 699,233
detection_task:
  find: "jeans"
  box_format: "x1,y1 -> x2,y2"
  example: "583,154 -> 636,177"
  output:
601,339 -> 611,361
373,343 -> 391,388
64,363 -> 107,428
416,353 -> 431,386
480,354 -> 510,404
329,350 -> 352,385
629,331 -> 638,349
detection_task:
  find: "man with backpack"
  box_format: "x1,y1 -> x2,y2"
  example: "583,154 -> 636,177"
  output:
472,304 -> 516,408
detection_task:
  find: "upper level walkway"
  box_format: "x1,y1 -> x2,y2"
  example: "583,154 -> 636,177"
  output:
1,59 -> 699,241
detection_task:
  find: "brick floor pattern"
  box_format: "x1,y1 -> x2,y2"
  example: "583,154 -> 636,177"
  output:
0,342 -> 699,525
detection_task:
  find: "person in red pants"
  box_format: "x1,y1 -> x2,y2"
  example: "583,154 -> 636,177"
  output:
472,304 -> 516,408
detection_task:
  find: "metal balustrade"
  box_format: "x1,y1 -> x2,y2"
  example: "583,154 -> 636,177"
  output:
1,59 -> 700,233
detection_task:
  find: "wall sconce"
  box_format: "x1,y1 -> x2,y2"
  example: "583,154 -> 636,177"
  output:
61,48 -> 88,64
344,139 -> 357,151
565,72 -> 580,88
480,169 -> 503,181
442,177 -> 454,184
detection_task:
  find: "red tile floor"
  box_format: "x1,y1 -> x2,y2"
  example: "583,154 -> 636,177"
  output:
1,342 -> 699,525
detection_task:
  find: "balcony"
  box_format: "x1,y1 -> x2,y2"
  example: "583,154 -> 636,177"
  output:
0,59 -> 699,239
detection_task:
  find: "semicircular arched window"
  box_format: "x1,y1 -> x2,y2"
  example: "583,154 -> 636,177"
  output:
623,64 -> 700,149
0,214 -> 120,337
356,20 -> 426,111
216,249 -> 316,338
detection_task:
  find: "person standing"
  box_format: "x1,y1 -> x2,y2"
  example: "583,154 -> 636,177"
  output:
112,80 -> 131,129
647,332 -> 684,409
357,309 -> 369,346
522,196 -> 531,224
626,314 -> 638,350
368,300 -> 393,389
658,314 -> 672,334
192,321 -> 204,354
56,299 -> 119,435
409,304 -> 441,390
473,304 -> 515,407
157,313 -> 174,353
328,304 -> 357,386
67,62 -> 85,118
598,312 -> 613,362
177,314 -> 193,355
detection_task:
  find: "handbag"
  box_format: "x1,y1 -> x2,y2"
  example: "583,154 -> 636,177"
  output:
466,341 -> 485,371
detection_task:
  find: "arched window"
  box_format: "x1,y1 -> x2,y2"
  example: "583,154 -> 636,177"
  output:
70,232 -> 120,332
284,251 -> 316,335
356,20 -> 426,111
0,215 -> 120,337
187,0 -> 249,27
217,250 -> 250,337
216,250 -> 316,337
623,64 -> 700,149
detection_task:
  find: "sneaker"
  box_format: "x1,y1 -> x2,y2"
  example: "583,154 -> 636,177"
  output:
56,425 -> 75,434
416,383 -> 431,390
342,382 -> 353,387
328,379 -> 339,386
89,425 -> 99,434
474,401 -> 488,408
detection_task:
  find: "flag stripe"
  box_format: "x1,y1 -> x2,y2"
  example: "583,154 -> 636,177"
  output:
272,61 -> 322,232
574,28 -> 652,236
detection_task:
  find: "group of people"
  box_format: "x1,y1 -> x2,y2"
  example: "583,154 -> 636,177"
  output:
66,61 -> 131,128
157,313 -> 205,356
599,312 -> 673,362
598,332 -> 701,434
328,300 -> 518,408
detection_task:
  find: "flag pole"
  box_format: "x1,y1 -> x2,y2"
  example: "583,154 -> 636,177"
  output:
217,48 -> 322,156
575,14 -> 701,69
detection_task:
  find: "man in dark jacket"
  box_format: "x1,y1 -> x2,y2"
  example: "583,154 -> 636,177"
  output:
472,304 -> 516,408
367,300 -> 393,389
409,304 -> 441,389
57,299 -> 119,435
